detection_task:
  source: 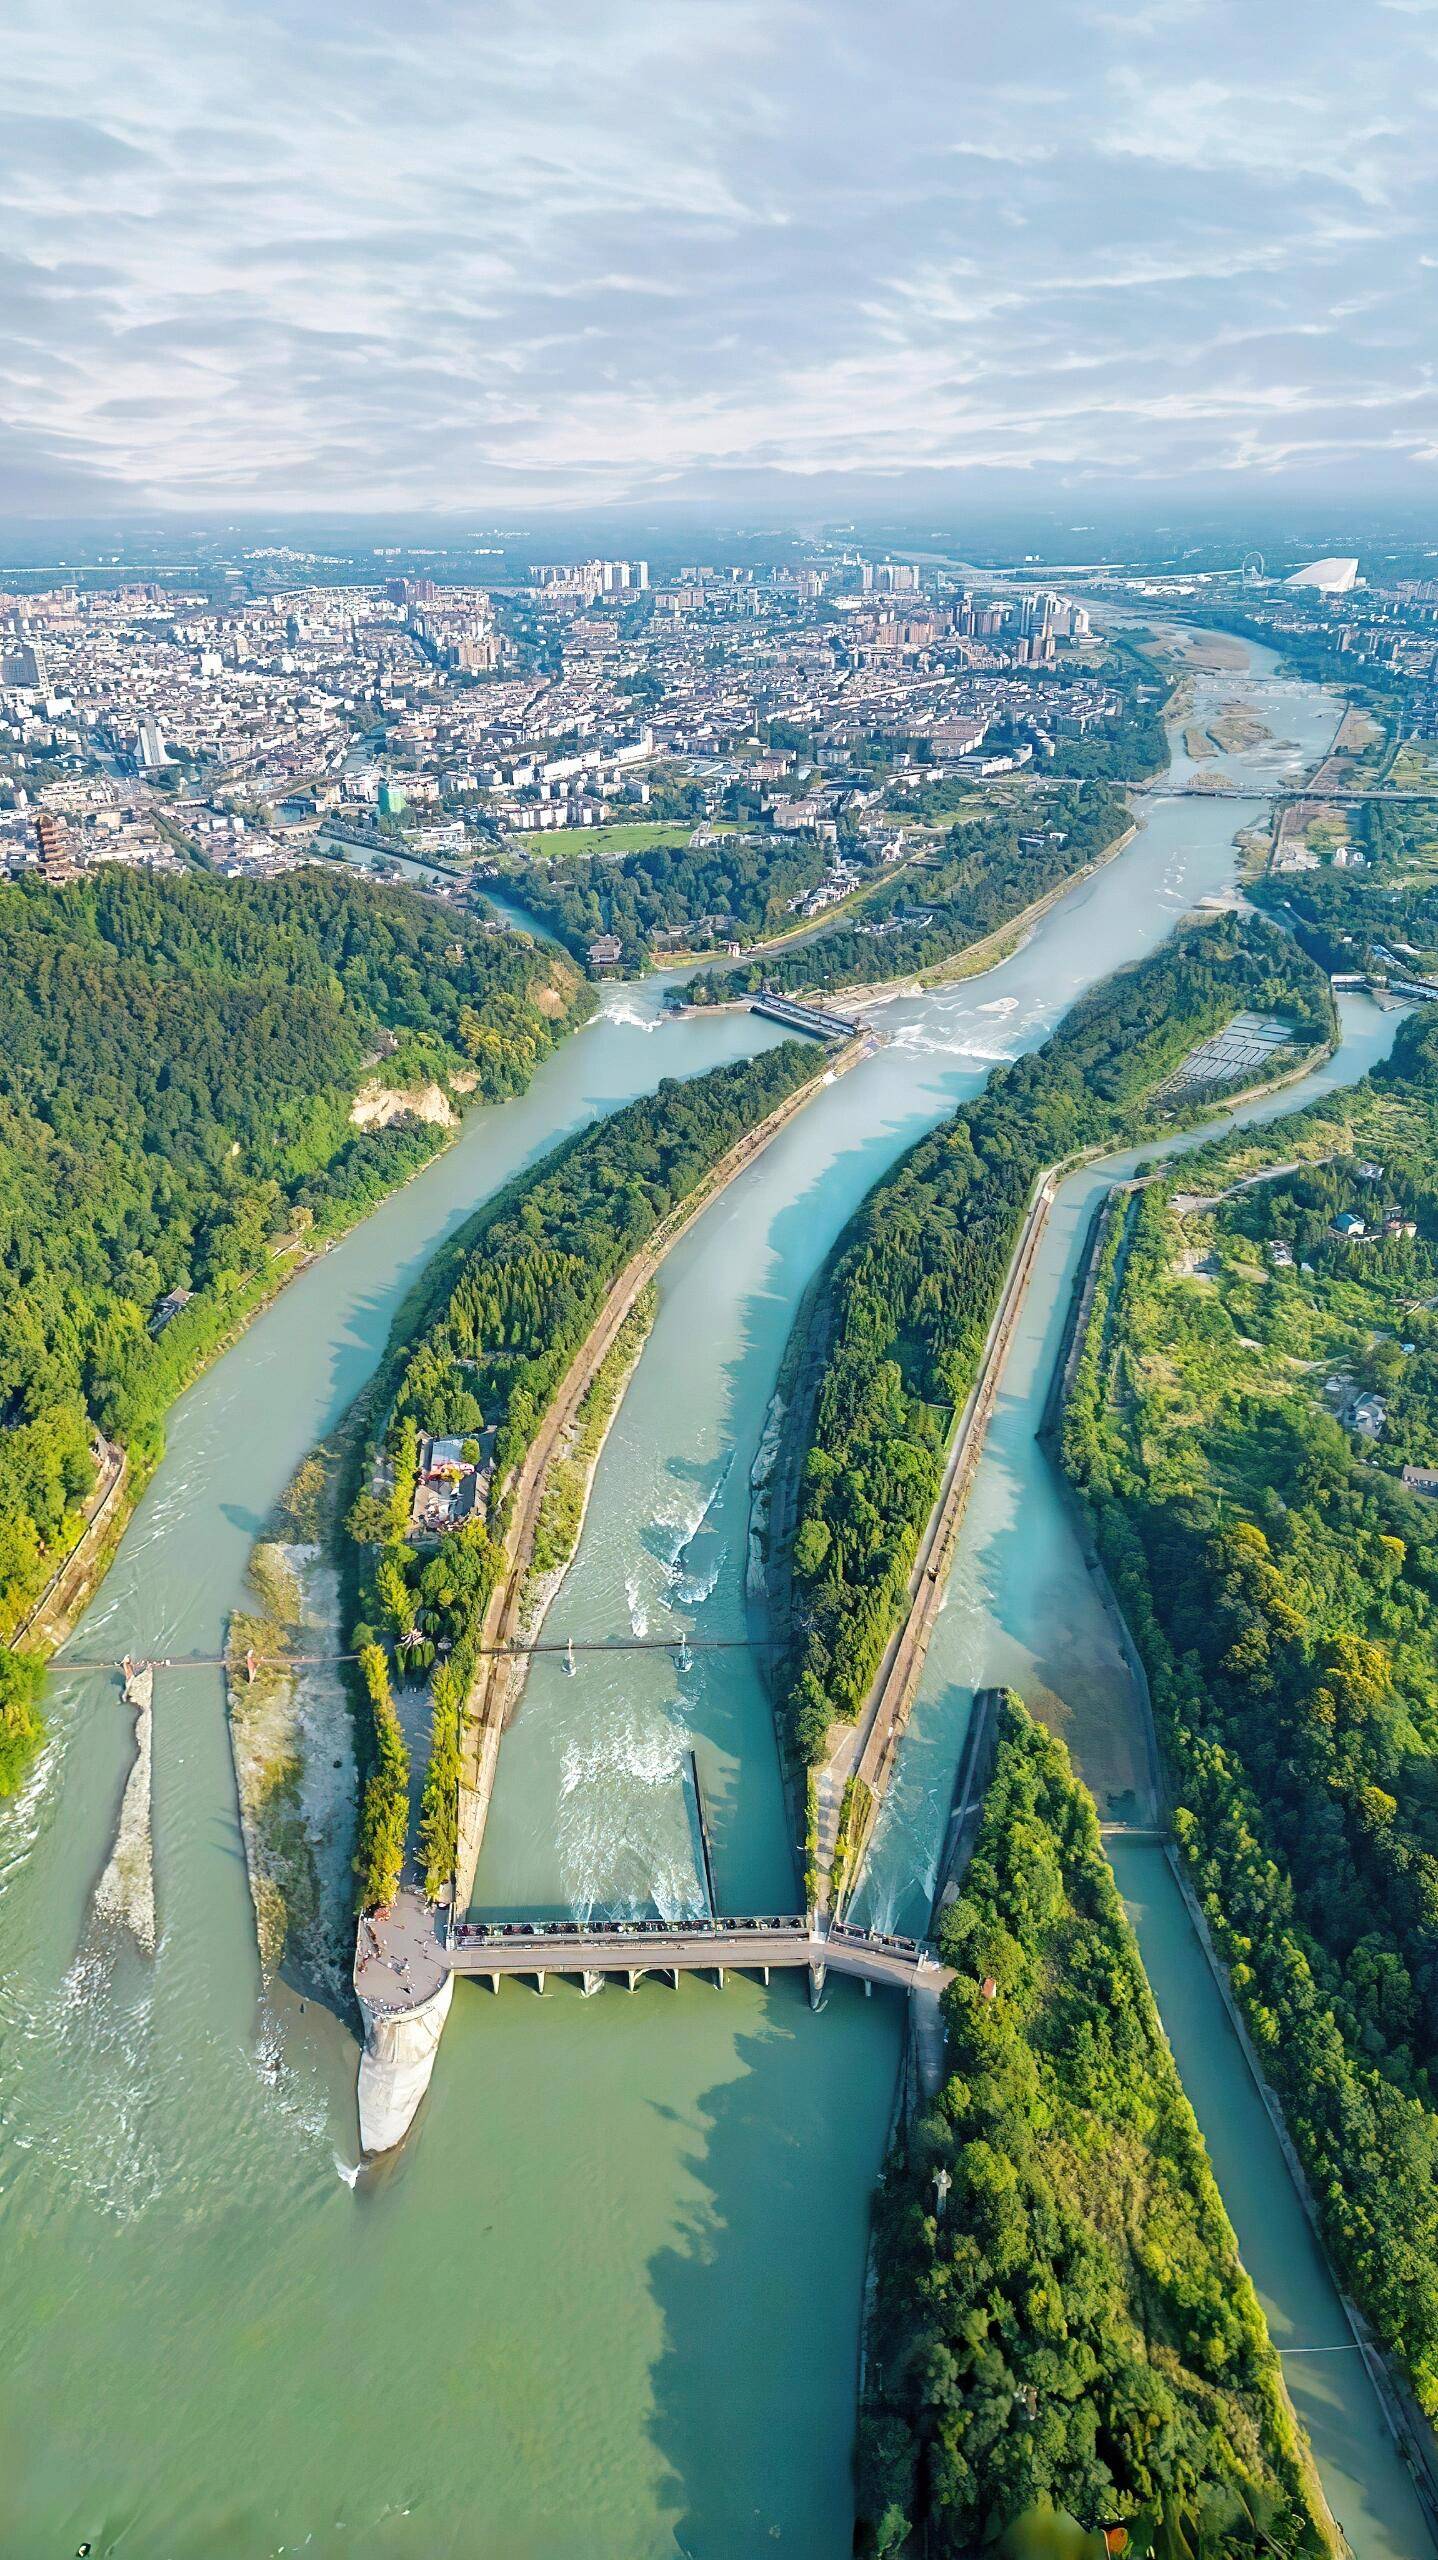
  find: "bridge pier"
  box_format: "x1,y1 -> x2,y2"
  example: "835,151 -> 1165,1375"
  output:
581,1970 -> 604,1998
712,1965 -> 726,1990
808,1961 -> 827,2011
533,1969 -> 546,1995
625,1969 -> 640,1992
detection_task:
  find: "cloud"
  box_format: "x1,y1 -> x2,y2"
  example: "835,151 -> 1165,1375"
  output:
0,0 -> 1433,515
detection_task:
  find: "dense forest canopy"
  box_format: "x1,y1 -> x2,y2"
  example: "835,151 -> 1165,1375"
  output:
506,830 -> 833,969
858,1694 -> 1331,2560
1062,1004 -> 1438,2412
690,784 -> 1133,1002
0,864 -> 583,1776
778,916 -> 1334,1764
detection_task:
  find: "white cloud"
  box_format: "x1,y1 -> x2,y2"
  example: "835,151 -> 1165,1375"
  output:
0,0 -> 1433,513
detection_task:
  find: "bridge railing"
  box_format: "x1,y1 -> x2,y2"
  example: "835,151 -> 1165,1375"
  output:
453,1913 -> 807,1946
449,1912 -> 931,1957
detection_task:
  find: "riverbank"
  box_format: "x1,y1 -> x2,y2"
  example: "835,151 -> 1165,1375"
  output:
8,624 -> 1407,2560
357,1029 -> 872,2152
835,1014 -> 1350,1877
2,1059 -> 560,1751
774,915 -> 1337,1909
452,1030 -> 871,1903
1048,1130 -> 1438,2526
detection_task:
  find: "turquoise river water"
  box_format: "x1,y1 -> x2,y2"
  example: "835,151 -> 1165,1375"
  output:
1,633 -> 1431,2558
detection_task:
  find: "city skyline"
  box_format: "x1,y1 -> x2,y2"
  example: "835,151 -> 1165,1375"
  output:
4,0 -> 1438,520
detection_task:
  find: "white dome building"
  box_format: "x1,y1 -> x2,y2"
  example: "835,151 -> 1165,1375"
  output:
1285,557 -> 1359,594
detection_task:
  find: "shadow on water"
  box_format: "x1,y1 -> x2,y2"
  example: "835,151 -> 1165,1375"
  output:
642,1978 -> 901,2560
219,1499 -> 269,1540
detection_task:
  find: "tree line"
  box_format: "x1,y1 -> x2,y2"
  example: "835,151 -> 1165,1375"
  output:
345,1040 -> 818,1908
689,785 -> 1134,1004
1061,1004 -> 1438,2414
508,831 -> 834,969
776,916 -> 1334,1766
858,1691 -> 1332,2559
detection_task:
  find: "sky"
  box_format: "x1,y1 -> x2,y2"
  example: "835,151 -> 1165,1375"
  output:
2,0 -> 1437,520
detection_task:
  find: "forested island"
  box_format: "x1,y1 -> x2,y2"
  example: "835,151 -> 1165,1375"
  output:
687,784 -> 1133,1003
773,915 -> 1335,1768
1061,1003 -> 1438,2416
0,865 -> 584,1790
858,1692 -> 1333,2560
341,1040 -> 818,1911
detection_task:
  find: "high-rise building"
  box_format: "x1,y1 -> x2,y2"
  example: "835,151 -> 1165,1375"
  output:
1,638 -> 47,690
137,719 -> 168,771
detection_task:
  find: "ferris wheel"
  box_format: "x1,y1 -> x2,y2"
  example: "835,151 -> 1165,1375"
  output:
1241,549 -> 1266,588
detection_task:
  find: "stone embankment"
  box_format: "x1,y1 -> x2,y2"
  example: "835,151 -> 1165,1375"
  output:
11,1438 -> 127,1657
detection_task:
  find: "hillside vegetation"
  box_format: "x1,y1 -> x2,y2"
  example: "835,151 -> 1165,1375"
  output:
691,784 -> 1132,1002
510,830 -> 833,969
0,864 -> 583,1786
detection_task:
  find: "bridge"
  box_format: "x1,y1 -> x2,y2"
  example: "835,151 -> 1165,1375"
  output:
749,988 -> 860,1040
357,1906 -> 949,2016
1013,775 -> 1438,805
50,1632 -> 764,1678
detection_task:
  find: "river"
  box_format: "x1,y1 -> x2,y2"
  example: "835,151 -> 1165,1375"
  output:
1,633 -> 1425,2558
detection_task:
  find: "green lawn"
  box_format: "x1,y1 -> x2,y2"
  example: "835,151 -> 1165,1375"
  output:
508,821 -> 695,858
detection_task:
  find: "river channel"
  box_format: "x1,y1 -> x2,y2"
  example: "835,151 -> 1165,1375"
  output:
1,634 -> 1427,2558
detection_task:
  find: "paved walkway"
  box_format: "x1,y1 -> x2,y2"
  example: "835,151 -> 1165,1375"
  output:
446,1915 -> 949,1997
354,1885 -> 450,2014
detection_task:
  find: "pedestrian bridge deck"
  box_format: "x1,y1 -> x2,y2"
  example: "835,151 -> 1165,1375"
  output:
445,1914 -> 949,1997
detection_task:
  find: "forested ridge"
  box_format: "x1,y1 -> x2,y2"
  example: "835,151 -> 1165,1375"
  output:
343,1040 -> 817,1907
1062,1004 -> 1438,2413
689,784 -> 1132,1002
777,916 -> 1334,1764
0,865 -> 584,1787
858,1693 -> 1331,2560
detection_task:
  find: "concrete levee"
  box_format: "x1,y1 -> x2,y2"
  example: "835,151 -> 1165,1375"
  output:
357,1973 -> 455,2154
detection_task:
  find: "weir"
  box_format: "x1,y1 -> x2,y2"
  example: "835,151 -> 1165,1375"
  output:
449,1914 -> 939,1999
